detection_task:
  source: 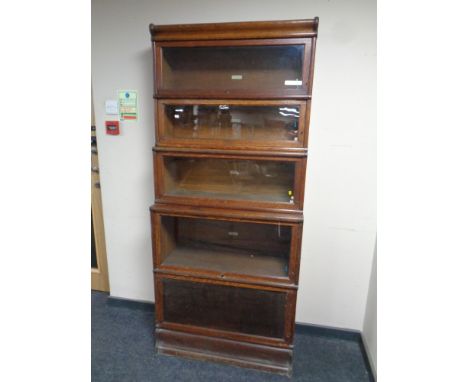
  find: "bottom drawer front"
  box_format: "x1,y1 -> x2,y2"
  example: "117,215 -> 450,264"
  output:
162,278 -> 287,339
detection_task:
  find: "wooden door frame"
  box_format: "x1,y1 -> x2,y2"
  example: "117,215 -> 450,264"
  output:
91,91 -> 110,292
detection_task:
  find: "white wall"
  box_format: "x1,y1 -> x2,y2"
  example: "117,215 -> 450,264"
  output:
363,242 -> 377,376
92,0 -> 376,330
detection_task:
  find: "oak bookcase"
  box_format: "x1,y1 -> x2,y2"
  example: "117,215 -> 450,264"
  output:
149,18 -> 318,376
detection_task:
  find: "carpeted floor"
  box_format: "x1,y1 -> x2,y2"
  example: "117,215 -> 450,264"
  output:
92,291 -> 374,382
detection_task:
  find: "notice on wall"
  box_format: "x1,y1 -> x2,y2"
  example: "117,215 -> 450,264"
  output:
105,100 -> 119,115
118,90 -> 138,121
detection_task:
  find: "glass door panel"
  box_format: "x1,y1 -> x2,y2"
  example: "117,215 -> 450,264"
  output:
161,156 -> 297,205
159,101 -> 304,146
162,278 -> 287,339
159,215 -> 292,279
158,41 -> 308,95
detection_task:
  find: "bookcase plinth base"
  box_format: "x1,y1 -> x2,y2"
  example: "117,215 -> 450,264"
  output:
156,328 -> 293,376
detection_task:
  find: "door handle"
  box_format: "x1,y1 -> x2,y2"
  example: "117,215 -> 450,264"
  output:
91,167 -> 99,173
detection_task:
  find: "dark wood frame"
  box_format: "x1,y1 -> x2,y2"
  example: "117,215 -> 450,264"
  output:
155,273 -> 297,348
149,18 -> 318,377
153,38 -> 313,99
155,99 -> 309,152
153,150 -> 307,213
150,207 -> 303,287
150,19 -> 318,41
155,328 -> 293,375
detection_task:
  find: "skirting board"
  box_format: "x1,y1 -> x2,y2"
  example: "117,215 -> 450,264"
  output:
106,294 -> 375,380
361,333 -> 377,380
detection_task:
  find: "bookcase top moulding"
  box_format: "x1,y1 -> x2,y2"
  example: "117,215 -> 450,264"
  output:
149,18 -> 319,41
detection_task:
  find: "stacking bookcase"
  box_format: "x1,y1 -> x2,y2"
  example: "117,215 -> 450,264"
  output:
149,19 -> 318,376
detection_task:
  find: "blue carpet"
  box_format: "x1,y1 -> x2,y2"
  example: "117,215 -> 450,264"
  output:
92,291 -> 374,382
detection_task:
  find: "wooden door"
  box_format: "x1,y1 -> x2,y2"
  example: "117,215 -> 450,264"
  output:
91,94 -> 109,291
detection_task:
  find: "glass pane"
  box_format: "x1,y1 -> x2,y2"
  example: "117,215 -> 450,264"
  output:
163,157 -> 296,204
163,278 -> 286,338
159,216 -> 291,278
162,104 -> 300,142
161,45 -> 305,92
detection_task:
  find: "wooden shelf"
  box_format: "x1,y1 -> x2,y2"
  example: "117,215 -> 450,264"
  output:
150,203 -> 304,223
150,18 -> 318,376
168,188 -> 291,203
162,246 -> 288,279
